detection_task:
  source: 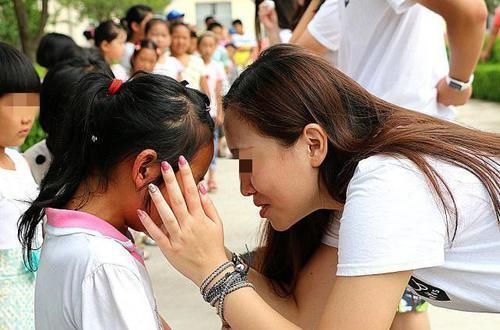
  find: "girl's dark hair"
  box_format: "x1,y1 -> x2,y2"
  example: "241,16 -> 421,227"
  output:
94,20 -> 124,48
224,44 -> 500,297
122,4 -> 153,41
145,18 -> 169,36
40,50 -> 111,153
0,42 -> 40,97
19,73 -> 214,269
36,33 -> 79,69
130,39 -> 159,67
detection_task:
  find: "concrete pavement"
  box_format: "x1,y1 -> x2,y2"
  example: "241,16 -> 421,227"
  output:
146,99 -> 500,330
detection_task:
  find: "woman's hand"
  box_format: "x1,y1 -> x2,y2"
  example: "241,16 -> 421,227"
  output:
138,156 -> 230,287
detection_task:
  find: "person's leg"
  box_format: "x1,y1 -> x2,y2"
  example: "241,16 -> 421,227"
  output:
390,288 -> 430,330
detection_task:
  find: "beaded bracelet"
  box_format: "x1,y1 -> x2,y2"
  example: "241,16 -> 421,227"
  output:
200,261 -> 233,296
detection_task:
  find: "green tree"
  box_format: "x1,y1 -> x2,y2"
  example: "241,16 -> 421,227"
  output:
60,0 -> 170,22
485,0 -> 500,13
0,0 -> 49,59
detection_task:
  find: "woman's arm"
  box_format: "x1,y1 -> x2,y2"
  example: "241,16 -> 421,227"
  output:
417,0 -> 488,106
289,0 -> 323,43
246,244 -> 338,328
139,158 -> 414,330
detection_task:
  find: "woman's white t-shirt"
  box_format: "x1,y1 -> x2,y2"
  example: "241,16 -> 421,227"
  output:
323,155 -> 500,312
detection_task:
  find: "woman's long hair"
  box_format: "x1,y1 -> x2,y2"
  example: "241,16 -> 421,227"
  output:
224,44 -> 500,296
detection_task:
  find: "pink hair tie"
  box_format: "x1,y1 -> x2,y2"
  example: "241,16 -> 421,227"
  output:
107,79 -> 123,95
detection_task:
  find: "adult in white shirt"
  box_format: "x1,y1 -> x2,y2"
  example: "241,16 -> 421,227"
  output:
303,0 -> 485,120
139,44 -> 500,329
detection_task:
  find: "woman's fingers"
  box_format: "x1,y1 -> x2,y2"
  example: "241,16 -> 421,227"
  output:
176,156 -> 203,215
137,209 -> 172,250
160,160 -> 190,226
198,183 -> 221,225
147,183 -> 181,240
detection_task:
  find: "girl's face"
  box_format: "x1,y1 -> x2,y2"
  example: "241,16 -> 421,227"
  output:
132,13 -> 154,41
224,113 -> 332,231
198,36 -> 217,60
102,30 -> 127,63
132,48 -> 158,73
146,23 -> 171,51
124,142 -> 214,232
170,26 -> 191,56
0,93 -> 39,147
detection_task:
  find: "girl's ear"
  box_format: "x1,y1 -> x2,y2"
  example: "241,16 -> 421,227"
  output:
302,123 -> 329,168
131,21 -> 141,33
132,149 -> 160,189
100,40 -> 111,53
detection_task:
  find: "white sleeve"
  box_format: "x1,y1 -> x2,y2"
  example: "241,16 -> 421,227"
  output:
307,0 -> 341,51
336,157 -> 447,277
386,0 -> 416,14
81,264 -> 160,330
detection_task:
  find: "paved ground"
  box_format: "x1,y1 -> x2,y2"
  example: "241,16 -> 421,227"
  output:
146,100 -> 500,329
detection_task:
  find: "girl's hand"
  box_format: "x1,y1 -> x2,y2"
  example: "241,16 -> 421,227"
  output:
138,156 -> 229,287
258,1 -> 279,32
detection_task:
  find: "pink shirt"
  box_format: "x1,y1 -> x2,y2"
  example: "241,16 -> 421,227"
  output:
204,60 -> 227,119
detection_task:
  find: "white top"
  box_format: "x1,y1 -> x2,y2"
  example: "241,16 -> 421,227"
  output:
120,42 -> 135,72
111,63 -> 129,81
154,56 -> 183,80
336,0 -> 452,119
0,148 -> 39,249
307,0 -> 340,66
24,139 -> 51,185
322,155 -> 500,312
35,208 -> 163,329
204,61 -> 227,119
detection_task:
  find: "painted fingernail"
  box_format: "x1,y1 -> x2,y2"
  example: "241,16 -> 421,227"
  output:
148,183 -> 158,193
198,183 -> 207,195
161,161 -> 170,172
179,155 -> 187,166
137,209 -> 145,220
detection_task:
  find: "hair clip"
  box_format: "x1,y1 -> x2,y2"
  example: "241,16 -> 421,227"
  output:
107,79 -> 123,96
205,103 -> 211,112
180,80 -> 189,87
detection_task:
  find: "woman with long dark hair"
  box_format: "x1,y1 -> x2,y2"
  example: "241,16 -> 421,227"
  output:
140,45 -> 500,329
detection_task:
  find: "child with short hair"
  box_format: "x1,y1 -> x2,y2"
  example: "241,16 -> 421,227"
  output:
19,73 -> 215,329
0,42 -> 41,329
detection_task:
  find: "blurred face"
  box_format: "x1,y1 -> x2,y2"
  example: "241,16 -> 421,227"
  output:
132,48 -> 158,73
102,30 -> 126,62
132,12 -> 154,41
224,112 -> 325,231
170,25 -> 191,56
211,26 -> 223,41
233,23 -> 243,35
198,36 -> 217,60
226,45 -> 236,58
0,93 -> 39,147
146,22 -> 171,51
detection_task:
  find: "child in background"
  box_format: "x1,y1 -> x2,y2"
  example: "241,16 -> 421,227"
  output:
18,73 -> 215,330
198,32 -> 227,192
170,22 -> 208,91
94,20 -> 128,80
0,42 -> 41,329
145,18 -> 182,80
130,39 -> 160,75
120,4 -> 153,72
24,51 -> 111,184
